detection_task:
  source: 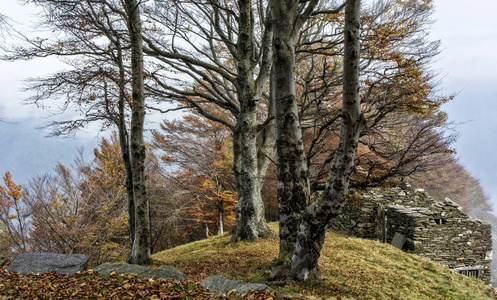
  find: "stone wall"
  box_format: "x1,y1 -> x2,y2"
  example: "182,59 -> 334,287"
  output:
329,187 -> 493,284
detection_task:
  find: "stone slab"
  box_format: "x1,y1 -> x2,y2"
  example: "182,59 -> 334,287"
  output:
391,232 -> 407,249
93,262 -> 185,281
200,275 -> 273,295
6,253 -> 89,275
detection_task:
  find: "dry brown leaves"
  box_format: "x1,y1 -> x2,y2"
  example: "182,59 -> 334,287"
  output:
0,267 -> 276,299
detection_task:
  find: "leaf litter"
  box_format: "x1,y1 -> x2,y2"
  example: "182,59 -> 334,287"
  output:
0,264 -> 276,299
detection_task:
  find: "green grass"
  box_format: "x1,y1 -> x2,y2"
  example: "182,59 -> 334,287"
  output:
153,223 -> 496,299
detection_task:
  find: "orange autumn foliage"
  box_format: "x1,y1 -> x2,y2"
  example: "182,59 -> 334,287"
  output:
152,114 -> 237,237
0,172 -> 29,254
26,137 -> 129,265
293,0 -> 455,191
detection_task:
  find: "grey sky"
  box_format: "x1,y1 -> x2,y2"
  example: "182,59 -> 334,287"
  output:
0,1 -> 101,182
0,0 -> 496,209
430,0 -> 497,207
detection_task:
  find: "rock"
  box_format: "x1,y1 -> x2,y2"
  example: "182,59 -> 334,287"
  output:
6,253 -> 89,275
391,232 -> 407,249
93,262 -> 185,281
200,275 -> 273,295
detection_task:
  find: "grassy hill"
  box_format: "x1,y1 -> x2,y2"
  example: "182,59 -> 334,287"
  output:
0,223 -> 494,299
153,223 -> 495,299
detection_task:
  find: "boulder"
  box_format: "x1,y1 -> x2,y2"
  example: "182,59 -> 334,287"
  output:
6,253 -> 89,275
200,275 -> 273,295
93,262 -> 185,281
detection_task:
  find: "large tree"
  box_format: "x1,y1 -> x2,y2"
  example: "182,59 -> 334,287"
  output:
124,0 -> 151,264
269,0 -> 348,265
4,0 -> 153,264
270,0 -> 363,281
270,0 -> 450,281
143,0 -> 276,240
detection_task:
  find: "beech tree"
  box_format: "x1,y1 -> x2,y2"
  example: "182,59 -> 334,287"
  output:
143,0 -> 276,240
270,0 -> 349,265
124,0 -> 150,264
270,0 -> 363,281
6,0 -> 133,232
270,0 -> 447,281
4,0 -> 153,264
3,0 -> 455,272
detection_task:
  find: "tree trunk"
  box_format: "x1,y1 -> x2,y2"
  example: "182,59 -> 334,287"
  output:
230,99 -> 275,241
119,103 -> 135,248
230,0 -> 275,242
270,0 -> 364,281
257,71 -> 277,187
115,40 -> 135,248
271,0 -> 311,264
218,208 -> 224,235
125,0 -> 151,265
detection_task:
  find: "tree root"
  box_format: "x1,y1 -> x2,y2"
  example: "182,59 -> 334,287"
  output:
269,261 -> 321,282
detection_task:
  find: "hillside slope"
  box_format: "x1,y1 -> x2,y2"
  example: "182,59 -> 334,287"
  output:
153,223 -> 495,299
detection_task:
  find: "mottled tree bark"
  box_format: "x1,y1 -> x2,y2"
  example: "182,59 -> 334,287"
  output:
270,0 -> 317,264
125,0 -> 151,265
115,40 -> 135,248
231,108 -> 275,240
230,0 -> 275,241
119,112 -> 135,248
270,0 -> 364,281
143,0 -> 275,241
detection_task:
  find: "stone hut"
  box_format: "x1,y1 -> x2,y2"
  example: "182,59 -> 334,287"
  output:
329,187 -> 492,284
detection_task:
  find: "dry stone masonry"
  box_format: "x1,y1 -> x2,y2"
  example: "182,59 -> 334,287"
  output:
329,187 -> 492,284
